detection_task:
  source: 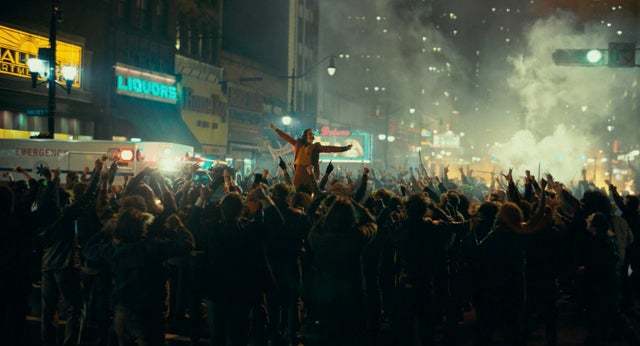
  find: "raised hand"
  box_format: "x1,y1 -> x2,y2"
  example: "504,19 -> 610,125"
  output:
363,167 -> 370,175
326,160 -> 334,175
345,144 -> 353,150
278,156 -> 287,170
269,123 -> 277,130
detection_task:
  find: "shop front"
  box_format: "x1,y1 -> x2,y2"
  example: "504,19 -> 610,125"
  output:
110,62 -> 200,150
0,23 -> 94,139
176,55 -> 228,157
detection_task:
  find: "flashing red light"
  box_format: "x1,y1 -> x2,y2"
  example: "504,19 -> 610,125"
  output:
120,149 -> 134,161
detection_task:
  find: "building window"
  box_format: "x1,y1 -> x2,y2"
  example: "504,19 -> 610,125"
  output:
155,0 -> 167,35
187,29 -> 192,55
196,120 -> 211,129
117,0 -> 128,18
135,0 -> 150,29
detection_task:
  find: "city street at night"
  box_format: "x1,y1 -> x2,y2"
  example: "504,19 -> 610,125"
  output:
2,1 -> 640,346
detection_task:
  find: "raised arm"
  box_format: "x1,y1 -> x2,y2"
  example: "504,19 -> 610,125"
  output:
354,167 -> 370,202
318,143 -> 352,153
278,156 -> 293,185
270,123 -> 297,146
319,161 -> 334,191
606,180 -> 626,213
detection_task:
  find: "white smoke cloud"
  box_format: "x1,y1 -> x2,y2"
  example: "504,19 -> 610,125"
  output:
490,125 -> 589,182
491,14 -> 639,182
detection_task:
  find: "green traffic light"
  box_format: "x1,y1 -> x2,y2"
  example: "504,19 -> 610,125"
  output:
586,49 -> 603,64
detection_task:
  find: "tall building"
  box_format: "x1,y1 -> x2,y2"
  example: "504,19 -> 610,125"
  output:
175,0 -> 228,157
221,0 -> 319,171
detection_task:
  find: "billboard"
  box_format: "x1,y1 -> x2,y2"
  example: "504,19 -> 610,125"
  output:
0,24 -> 82,88
316,128 -> 372,163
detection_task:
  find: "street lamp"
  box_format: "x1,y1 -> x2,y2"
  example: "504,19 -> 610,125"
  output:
378,134 -> 386,141
387,135 -> 396,143
409,107 -> 416,114
281,115 -> 293,126
28,58 -> 78,94
61,65 -> 78,91
327,56 -> 337,76
24,1 -> 75,138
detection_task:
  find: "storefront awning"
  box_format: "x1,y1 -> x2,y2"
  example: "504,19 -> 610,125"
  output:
114,111 -> 201,151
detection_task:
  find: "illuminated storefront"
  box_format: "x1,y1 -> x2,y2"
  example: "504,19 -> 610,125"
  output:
0,24 -> 82,88
0,24 -> 93,139
111,62 -> 199,149
176,55 -> 228,156
316,126 -> 373,163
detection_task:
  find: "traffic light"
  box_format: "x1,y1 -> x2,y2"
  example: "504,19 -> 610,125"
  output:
608,42 -> 636,68
552,49 -> 605,66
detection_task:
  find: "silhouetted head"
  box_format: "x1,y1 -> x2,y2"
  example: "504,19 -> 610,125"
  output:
582,190 -> 612,215
324,197 -> 356,231
271,183 -> 292,206
475,201 -> 498,224
114,209 -> 149,243
587,212 -> 610,237
625,195 -> 639,212
497,202 -> 524,232
220,192 -> 244,223
0,185 -> 15,216
405,193 -> 429,220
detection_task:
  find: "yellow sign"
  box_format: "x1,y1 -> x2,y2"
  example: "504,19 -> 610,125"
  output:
0,24 -> 82,88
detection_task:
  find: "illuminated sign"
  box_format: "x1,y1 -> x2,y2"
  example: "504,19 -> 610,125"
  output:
433,131 -> 460,149
320,126 -> 351,137
115,63 -> 177,104
0,24 -> 82,87
317,130 -> 372,163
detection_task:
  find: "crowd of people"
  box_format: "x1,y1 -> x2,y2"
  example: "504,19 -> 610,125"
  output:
1,150 -> 639,346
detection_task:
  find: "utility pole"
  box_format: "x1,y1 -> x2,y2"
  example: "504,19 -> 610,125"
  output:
47,0 -> 61,139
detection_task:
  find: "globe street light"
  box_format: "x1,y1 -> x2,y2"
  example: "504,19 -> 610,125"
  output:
387,135 -> 396,143
327,56 -> 337,76
409,107 -> 416,114
281,115 -> 293,126
378,134 -> 386,141
61,65 -> 78,90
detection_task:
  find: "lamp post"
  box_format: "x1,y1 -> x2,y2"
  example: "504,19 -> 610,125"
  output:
25,0 -> 78,139
287,54 -> 337,115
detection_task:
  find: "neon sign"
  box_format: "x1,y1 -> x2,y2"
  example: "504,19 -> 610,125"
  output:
115,63 -> 177,104
320,126 -> 351,137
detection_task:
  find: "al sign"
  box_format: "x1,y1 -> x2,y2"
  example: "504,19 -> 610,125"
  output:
0,24 -> 82,88
115,63 -> 177,104
316,130 -> 372,163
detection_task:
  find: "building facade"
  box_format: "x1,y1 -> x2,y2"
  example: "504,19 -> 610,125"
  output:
221,0 -> 319,170
1,0 -> 200,150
